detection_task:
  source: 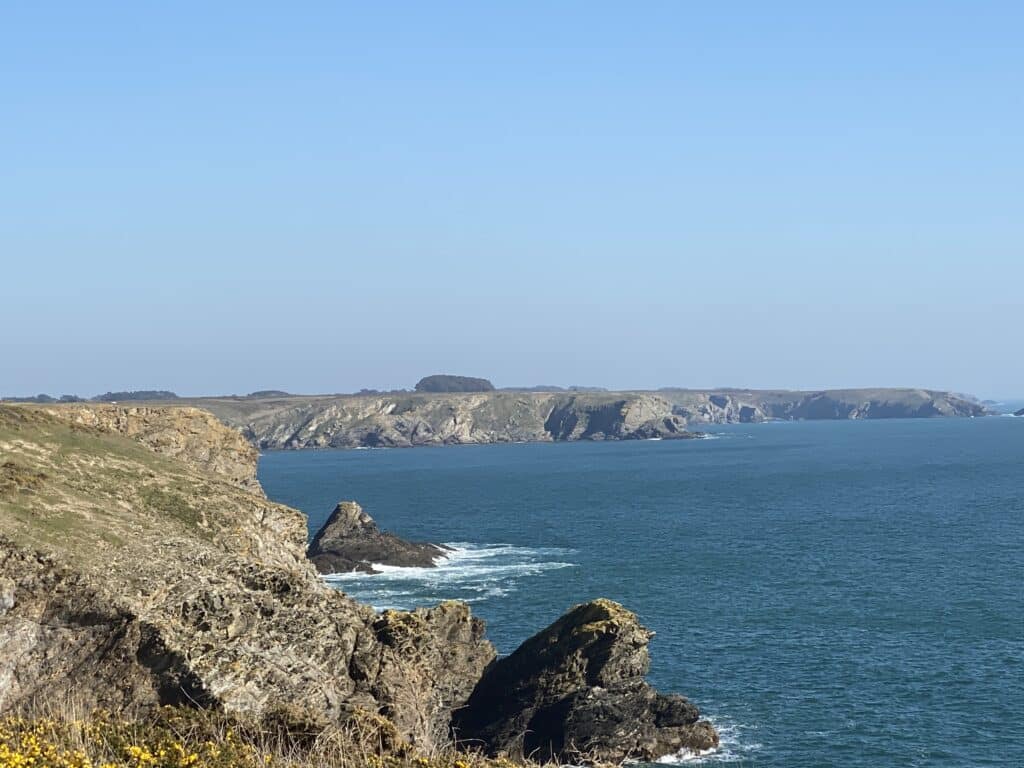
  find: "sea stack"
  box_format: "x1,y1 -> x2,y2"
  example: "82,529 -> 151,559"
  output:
453,598 -> 719,763
307,500 -> 446,574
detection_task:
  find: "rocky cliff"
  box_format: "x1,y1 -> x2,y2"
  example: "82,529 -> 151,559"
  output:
170,387 -> 987,451
41,404 -> 263,490
0,405 -> 492,751
454,599 -> 718,763
0,404 -> 716,763
661,387 -> 988,424
190,392 -> 696,449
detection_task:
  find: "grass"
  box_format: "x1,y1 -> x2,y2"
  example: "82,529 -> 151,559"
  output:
0,705 -> 524,768
0,405 -> 275,571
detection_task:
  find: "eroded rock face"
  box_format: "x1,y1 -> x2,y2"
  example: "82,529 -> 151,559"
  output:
0,406 -> 493,747
370,602 -> 496,750
41,404 -> 262,491
308,501 -> 446,574
1,405 -> 718,763
192,392 -> 699,449
453,599 -> 718,763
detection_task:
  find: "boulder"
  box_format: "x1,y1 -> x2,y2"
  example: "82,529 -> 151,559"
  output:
453,599 -> 718,763
307,501 -> 446,574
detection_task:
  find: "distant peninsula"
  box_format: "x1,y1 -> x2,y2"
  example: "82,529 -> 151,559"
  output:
149,385 -> 989,450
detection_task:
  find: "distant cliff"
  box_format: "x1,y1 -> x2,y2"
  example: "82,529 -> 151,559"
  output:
661,388 -> 988,424
190,392 -> 697,449
176,387 -> 987,450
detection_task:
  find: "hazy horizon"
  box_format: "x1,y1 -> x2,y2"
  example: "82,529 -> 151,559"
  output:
3,4 -> 1021,398
3,378 -> 1021,403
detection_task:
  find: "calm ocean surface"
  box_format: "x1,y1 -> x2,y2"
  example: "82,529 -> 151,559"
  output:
259,418 -> 1024,766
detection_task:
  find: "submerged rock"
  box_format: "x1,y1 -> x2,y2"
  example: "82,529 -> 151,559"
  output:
453,598 -> 718,763
307,501 -> 446,574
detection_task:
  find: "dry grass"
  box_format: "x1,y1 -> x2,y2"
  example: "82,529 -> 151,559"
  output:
0,701 -> 527,768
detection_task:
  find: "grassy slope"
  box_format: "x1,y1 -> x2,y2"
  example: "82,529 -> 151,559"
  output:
0,406 -> 301,584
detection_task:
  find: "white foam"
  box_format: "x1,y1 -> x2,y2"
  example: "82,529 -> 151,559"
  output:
321,542 -> 576,610
647,719 -> 762,765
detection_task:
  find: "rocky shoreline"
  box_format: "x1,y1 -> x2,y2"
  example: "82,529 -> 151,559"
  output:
0,404 -> 717,764
169,387 -> 988,450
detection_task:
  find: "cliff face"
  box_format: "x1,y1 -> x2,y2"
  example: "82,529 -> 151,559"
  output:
192,392 -> 696,449
661,388 -> 988,424
0,405 -> 716,761
0,404 -> 716,762
0,405 -> 493,750
454,599 -> 718,763
173,387 -> 987,451
41,404 -> 263,491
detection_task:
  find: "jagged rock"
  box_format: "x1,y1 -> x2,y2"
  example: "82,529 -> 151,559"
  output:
370,602 -> 496,749
308,501 -> 446,574
2,404 -> 716,762
191,392 -> 699,449
453,599 -> 718,763
0,405 -> 492,747
179,386 -> 986,450
1015,407 -> 1024,417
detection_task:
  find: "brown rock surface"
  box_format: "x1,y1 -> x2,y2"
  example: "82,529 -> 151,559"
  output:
0,405 -> 492,749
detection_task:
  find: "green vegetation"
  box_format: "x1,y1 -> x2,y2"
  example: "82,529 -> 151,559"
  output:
413,376 -> 494,394
93,392 -> 179,402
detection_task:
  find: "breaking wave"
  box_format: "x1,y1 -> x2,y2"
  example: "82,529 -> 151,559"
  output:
650,718 -> 763,764
321,542 -> 576,610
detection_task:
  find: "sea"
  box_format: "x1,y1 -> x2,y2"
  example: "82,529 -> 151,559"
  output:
258,417 -> 1024,767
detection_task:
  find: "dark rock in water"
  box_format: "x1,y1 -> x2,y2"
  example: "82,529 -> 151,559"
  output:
308,501 -> 446,574
1015,407 -> 1024,417
453,598 -> 718,763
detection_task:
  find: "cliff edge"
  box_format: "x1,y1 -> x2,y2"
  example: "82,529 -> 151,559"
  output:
0,403 -> 716,763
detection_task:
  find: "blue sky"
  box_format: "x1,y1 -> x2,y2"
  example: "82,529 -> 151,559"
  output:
2,2 -> 1021,397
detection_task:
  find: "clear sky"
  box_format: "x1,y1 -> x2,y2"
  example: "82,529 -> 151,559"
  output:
2,2 -> 1021,398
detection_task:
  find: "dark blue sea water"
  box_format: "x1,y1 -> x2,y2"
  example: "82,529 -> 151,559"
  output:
259,418 -> 1024,766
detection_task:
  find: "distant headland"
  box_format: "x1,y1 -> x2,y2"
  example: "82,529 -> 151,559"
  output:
5,379 -> 988,450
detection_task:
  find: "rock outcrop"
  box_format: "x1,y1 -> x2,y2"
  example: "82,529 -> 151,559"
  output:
41,404 -> 262,491
188,392 -> 698,449
308,501 -> 446,574
454,599 -> 718,763
1,403 -> 716,763
0,405 -> 491,750
662,388 -> 988,424
1015,407 -> 1024,417
166,387 -> 988,450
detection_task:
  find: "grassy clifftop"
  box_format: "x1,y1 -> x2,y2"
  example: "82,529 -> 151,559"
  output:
0,404 -> 494,748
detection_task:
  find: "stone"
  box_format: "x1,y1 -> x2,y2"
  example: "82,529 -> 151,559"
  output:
453,599 -> 718,763
307,501 -> 446,574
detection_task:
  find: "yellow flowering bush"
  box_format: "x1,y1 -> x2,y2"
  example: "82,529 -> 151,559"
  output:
0,708 -> 524,768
